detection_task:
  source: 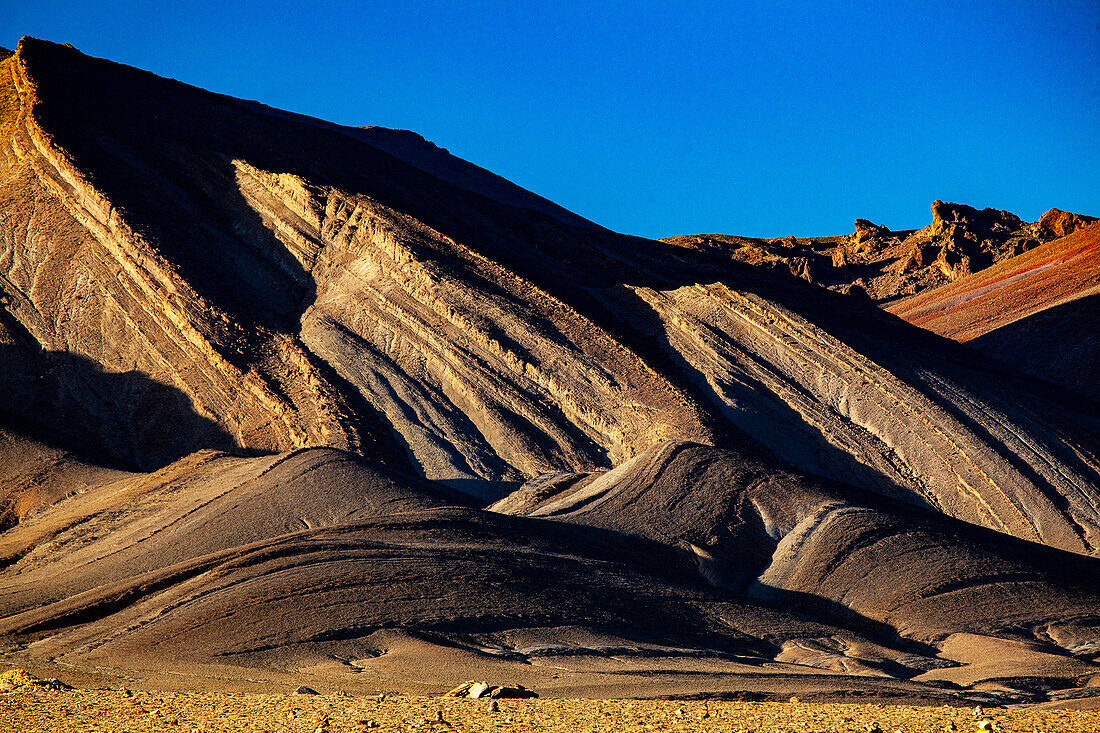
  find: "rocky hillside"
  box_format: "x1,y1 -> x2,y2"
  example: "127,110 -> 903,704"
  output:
888,220 -> 1100,403
663,203 -> 1095,302
4,427 -> 1100,703
2,37 -> 1100,701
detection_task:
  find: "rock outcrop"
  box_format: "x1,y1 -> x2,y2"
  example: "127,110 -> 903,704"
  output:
664,201 -> 1093,302
1038,207 -> 1097,239
888,220 -> 1100,403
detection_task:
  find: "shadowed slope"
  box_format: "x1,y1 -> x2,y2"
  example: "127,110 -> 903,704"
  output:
1,39 -> 1100,704
0,434 -> 958,695
969,294 -> 1100,404
5,432 -> 1099,700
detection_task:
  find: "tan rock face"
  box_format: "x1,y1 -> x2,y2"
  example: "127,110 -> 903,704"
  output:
1038,207 -> 1098,239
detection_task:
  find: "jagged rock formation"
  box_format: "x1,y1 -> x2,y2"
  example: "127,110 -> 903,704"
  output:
663,202 -> 1095,302
2,38 -> 1100,700
888,221 -> 1100,403
1037,207 -> 1097,239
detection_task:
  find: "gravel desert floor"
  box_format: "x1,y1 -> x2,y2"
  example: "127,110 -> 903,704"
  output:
3,685 -> 1100,733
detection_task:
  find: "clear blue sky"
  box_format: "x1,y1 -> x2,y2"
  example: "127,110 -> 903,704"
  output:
2,1 -> 1097,238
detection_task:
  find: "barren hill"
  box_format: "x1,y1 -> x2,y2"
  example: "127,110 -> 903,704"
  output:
2,38 -> 1100,702
663,203 -> 1095,302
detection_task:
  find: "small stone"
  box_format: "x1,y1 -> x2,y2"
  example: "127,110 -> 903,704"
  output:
294,686 -> 319,695
789,695 -> 801,703
977,721 -> 994,732
445,681 -> 476,698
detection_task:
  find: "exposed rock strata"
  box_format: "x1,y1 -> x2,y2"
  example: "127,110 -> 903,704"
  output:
2,37 -> 1100,701
3,436 -> 1098,700
888,221 -> 1100,404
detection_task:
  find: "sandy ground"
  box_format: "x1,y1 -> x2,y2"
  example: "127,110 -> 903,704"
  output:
3,683 -> 1100,733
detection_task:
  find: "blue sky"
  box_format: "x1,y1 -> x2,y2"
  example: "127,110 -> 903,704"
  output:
2,1 -> 1097,238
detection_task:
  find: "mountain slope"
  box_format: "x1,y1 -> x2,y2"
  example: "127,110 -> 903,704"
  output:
2,38 -> 1100,553
2,37 -> 1100,701
3,434 -> 1098,701
493,441 -> 1100,686
887,221 -> 1100,403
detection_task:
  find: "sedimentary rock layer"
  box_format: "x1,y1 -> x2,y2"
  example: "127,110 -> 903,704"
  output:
2,37 -> 1100,701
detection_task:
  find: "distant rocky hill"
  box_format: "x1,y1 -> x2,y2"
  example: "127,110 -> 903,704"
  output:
663,203 -> 1096,302
888,220 -> 1100,403
3,37 -> 1100,701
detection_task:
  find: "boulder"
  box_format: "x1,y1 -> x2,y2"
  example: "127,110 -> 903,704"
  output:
1037,208 -> 1098,239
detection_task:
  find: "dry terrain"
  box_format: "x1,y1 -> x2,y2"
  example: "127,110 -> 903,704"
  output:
2,36 -> 1100,714
663,204 -> 1095,302
887,221 -> 1100,403
4,681 -> 1100,733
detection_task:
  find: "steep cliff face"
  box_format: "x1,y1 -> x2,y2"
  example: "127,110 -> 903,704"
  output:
2,38 -> 1100,557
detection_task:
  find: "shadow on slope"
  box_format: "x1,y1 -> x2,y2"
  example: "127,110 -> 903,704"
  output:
495,441 -> 1100,666
0,452 -> 950,690
0,342 -> 236,471
970,293 -> 1100,406
14,39 -> 1100,552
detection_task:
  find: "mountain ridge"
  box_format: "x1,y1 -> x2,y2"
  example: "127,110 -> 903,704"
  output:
2,36 -> 1100,701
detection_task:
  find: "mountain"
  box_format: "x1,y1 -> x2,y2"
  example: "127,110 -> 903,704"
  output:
888,221 -> 1100,404
662,203 -> 1095,302
2,37 -> 1100,702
